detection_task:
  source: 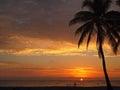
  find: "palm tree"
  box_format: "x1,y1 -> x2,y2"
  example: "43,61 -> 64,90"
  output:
116,0 -> 120,49
116,0 -> 120,6
69,0 -> 120,90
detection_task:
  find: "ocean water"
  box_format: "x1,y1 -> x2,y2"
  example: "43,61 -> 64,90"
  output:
0,79 -> 120,87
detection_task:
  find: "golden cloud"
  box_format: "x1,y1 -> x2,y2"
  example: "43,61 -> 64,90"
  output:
0,35 -> 98,56
0,35 -> 119,57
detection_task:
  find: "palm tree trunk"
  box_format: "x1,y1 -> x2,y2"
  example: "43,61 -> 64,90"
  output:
100,46 -> 113,90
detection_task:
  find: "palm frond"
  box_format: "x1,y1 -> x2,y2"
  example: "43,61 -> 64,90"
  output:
69,11 -> 94,26
86,23 -> 94,49
74,11 -> 94,19
114,26 -> 120,32
111,30 -> 120,42
77,22 -> 93,48
103,19 -> 120,42
75,21 -> 93,36
104,11 -> 120,26
103,0 -> 112,12
116,0 -> 120,6
115,39 -> 120,54
112,27 -> 120,54
105,11 -> 120,19
107,31 -> 117,54
102,21 -> 119,54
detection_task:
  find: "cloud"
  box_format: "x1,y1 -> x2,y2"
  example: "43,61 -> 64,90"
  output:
0,0 -> 83,42
0,61 -> 76,78
0,0 -> 119,57
0,34 -> 99,56
0,61 -> 34,69
0,34 -> 119,57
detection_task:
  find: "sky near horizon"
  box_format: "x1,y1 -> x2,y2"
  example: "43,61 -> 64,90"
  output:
0,0 -> 120,80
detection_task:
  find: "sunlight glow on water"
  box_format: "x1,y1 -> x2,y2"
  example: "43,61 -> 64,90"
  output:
0,79 -> 119,87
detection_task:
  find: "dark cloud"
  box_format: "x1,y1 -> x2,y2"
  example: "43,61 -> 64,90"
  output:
0,0 -> 82,53
0,0 -> 82,40
0,0 -> 119,55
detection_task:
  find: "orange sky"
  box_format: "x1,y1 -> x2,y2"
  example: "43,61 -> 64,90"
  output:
0,0 -> 119,80
0,57 -> 120,80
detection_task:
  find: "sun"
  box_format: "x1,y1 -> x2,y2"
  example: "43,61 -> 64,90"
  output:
80,78 -> 84,81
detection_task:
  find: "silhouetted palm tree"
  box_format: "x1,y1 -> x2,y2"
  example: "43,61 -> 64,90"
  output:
115,0 -> 120,49
69,0 -> 120,90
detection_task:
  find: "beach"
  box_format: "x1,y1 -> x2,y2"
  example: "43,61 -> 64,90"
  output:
0,87 -> 120,90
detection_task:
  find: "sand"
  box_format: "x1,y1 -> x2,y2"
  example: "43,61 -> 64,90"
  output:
0,87 -> 120,90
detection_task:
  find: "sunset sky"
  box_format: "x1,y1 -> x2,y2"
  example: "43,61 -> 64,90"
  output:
0,0 -> 120,80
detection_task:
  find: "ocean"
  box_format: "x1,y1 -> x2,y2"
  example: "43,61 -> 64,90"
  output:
0,79 -> 119,87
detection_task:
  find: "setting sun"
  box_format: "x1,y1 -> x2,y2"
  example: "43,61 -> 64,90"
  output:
80,78 -> 84,81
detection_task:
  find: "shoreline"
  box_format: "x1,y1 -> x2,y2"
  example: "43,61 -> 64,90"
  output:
0,87 -> 120,90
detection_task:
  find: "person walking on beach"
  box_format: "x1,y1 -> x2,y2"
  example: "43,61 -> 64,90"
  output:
74,82 -> 77,87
